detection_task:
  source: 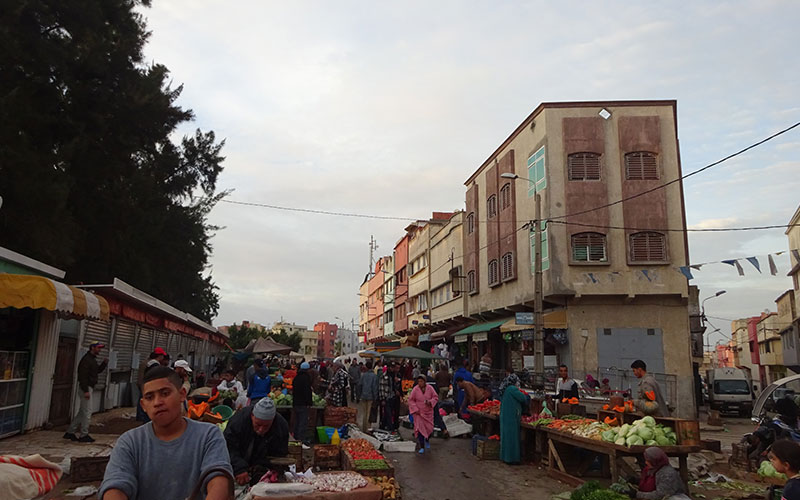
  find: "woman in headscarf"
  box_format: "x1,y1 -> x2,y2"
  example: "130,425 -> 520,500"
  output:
499,373 -> 530,464
635,447 -> 690,499
408,374 -> 438,454
585,374 -> 600,390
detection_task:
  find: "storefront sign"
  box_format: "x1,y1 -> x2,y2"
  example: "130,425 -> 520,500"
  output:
515,312 -> 534,325
473,332 -> 488,342
520,329 -> 535,340
454,335 -> 468,343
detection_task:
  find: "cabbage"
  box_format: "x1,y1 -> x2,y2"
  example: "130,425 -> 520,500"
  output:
615,437 -> 626,446
626,435 -> 644,447
653,427 -> 665,438
655,435 -> 671,446
645,440 -> 657,446
618,424 -> 630,438
637,427 -> 654,441
602,430 -> 618,442
758,460 -> 788,479
641,416 -> 656,428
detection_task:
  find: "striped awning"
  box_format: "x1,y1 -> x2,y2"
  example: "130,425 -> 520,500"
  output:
0,274 -> 110,321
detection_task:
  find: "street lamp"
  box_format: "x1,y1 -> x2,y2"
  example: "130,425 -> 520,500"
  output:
501,171 -> 544,386
701,290 -> 727,322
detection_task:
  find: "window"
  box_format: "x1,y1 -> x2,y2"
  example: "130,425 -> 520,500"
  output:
571,232 -> 608,262
431,283 -> 453,307
501,252 -> 514,281
467,212 -> 475,234
450,266 -> 462,297
500,183 -> 511,210
487,195 -> 497,218
568,152 -> 601,180
527,146 -> 546,196
416,292 -> 428,312
488,259 -> 499,286
467,270 -> 477,294
625,152 -> 659,180
530,221 -> 550,272
765,342 -> 771,354
629,231 -> 667,262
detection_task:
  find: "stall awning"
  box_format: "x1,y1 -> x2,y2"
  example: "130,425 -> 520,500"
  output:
0,274 -> 110,321
453,319 -> 507,337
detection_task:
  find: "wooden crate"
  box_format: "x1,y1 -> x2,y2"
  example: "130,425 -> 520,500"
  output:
324,407 -> 357,428
343,450 -> 395,478
313,444 -> 341,469
71,456 -> 110,483
475,439 -> 500,460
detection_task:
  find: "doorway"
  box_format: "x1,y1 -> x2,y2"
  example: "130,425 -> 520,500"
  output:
49,337 -> 77,426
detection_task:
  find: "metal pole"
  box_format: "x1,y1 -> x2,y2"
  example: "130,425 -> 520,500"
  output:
534,193 -> 544,385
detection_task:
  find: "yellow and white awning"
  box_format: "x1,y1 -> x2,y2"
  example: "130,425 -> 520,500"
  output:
0,274 -> 110,321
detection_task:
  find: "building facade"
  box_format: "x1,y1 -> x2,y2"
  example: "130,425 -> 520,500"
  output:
460,101 -> 694,417
314,321 -> 338,359
757,312 -> 785,384
382,256 -> 395,339
784,206 -> 800,371
359,277 -> 369,347
393,235 -> 410,338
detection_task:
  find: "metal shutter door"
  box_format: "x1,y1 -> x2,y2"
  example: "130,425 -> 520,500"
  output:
155,330 -> 169,352
113,321 -> 136,371
137,328 -> 155,355
167,334 -> 179,357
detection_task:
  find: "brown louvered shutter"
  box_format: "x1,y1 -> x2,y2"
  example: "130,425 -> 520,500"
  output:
568,153 -> 601,180
625,152 -> 659,180
571,233 -> 607,262
629,232 -> 666,262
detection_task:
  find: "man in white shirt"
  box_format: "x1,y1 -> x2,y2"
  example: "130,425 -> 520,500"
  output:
556,364 -> 579,400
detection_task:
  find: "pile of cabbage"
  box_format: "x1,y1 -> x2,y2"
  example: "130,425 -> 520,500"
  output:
600,416 -> 678,447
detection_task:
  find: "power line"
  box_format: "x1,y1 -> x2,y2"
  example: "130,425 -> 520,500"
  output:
219,199 -> 418,221
547,220 -> 800,232
548,120 -> 800,221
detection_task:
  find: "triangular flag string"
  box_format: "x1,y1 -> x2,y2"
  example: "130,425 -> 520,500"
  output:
746,257 -> 761,273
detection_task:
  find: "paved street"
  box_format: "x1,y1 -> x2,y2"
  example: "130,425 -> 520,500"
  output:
386,428 -> 570,500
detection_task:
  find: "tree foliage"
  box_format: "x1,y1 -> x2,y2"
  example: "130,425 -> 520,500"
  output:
0,0 -> 225,321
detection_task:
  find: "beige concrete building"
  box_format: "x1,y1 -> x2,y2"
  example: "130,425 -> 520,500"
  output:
428,212 -> 468,331
757,312 -> 785,383
777,289 -> 797,374
382,256 -> 395,339
788,205 -> 800,315
461,100 -> 694,417
358,277 -> 369,346
731,318 -> 758,377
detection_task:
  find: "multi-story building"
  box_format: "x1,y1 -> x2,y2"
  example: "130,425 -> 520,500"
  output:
337,327 -> 357,355
428,212 -> 469,337
382,256 -> 395,339
314,321 -> 338,359
393,235 -> 410,338
777,290 -> 797,374
731,318 -> 760,383
366,258 -> 389,344
271,321 -> 307,337
756,312 -> 784,384
270,321 -> 315,357
783,206 -> 800,370
359,277 -> 369,346
460,100 -> 694,417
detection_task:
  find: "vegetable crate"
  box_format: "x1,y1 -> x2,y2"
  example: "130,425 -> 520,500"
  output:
313,444 -> 341,469
71,456 -> 110,483
471,435 -> 499,460
324,406 -> 357,428
288,442 -> 304,470
343,450 -> 395,478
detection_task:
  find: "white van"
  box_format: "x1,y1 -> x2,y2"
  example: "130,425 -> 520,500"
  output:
707,367 -> 754,416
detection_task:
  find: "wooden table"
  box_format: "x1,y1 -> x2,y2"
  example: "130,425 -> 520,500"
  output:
543,428 -> 699,487
467,409 -> 500,436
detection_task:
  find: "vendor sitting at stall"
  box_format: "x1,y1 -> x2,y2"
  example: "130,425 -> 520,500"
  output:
634,447 -> 690,500
223,398 -> 289,486
457,377 -> 487,415
556,364 -> 579,400
217,369 -> 247,410
99,366 -> 233,500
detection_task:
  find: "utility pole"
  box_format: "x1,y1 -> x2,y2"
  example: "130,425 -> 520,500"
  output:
369,235 -> 378,275
533,192 -> 544,386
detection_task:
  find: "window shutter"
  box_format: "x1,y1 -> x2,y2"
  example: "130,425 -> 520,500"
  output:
571,233 -> 607,262
629,232 -> 666,262
625,152 -> 659,180
568,153 -> 601,180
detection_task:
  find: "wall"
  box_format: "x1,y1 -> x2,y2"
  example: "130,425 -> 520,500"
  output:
25,310 -> 60,430
393,235 -> 410,334
430,212 -> 465,324
383,256 -> 394,338
407,224 -> 430,332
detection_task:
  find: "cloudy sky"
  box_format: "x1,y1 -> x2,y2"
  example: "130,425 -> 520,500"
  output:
138,1 -> 800,342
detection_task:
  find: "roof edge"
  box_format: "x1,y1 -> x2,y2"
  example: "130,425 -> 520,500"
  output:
0,246 -> 66,279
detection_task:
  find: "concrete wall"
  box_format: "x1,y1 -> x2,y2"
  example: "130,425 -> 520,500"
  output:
430,212 -> 465,324
407,224 -> 430,331
393,235 -> 409,334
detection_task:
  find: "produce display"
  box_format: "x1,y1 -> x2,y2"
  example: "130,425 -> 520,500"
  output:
522,416 -> 553,426
468,399 -> 500,416
758,460 -> 788,480
369,476 -> 398,500
546,418 -> 608,441
298,472 -> 368,492
568,480 -> 628,500
602,401 -> 635,413
599,416 -> 678,447
269,390 -> 327,407
342,439 -> 376,454
349,450 -> 384,460
354,459 -> 390,470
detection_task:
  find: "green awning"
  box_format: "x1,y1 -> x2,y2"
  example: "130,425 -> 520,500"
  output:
452,319 -> 508,337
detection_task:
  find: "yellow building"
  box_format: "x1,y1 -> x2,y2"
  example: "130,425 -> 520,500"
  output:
757,312 -> 785,383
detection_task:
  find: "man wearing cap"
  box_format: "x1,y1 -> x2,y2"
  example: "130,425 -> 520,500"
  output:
174,359 -> 193,394
224,398 -> 290,486
292,362 -> 313,446
64,341 -> 108,443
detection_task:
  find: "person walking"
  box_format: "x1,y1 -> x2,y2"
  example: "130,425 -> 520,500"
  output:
326,362 -> 349,407
359,361 -> 379,431
631,360 -> 669,416
499,374 -> 530,464
408,375 -> 438,454
64,342 -> 108,443
348,359 -> 362,403
434,364 -> 451,402
292,362 -> 313,446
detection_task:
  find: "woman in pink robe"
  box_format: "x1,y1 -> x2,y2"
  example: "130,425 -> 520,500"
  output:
408,375 -> 439,454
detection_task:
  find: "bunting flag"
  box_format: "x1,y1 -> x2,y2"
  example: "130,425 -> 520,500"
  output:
722,259 -> 745,276
641,270 -> 652,281
690,264 -> 704,271
746,257 -> 762,273
768,254 -> 779,276
588,273 -> 598,283
793,249 -> 800,264
607,272 -> 620,283
678,266 -> 694,280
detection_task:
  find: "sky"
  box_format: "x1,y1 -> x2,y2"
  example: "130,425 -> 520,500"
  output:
137,1 -> 800,342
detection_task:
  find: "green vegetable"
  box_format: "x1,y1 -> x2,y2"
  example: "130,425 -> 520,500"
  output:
601,430 -> 617,442
759,460 -> 788,479
641,416 -> 656,427
637,427 -> 654,441
584,490 -> 627,500
626,435 -> 644,447
614,437 -> 626,446
645,440 -> 657,446
570,480 -> 601,500
655,435 -> 671,446
617,424 -> 630,438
